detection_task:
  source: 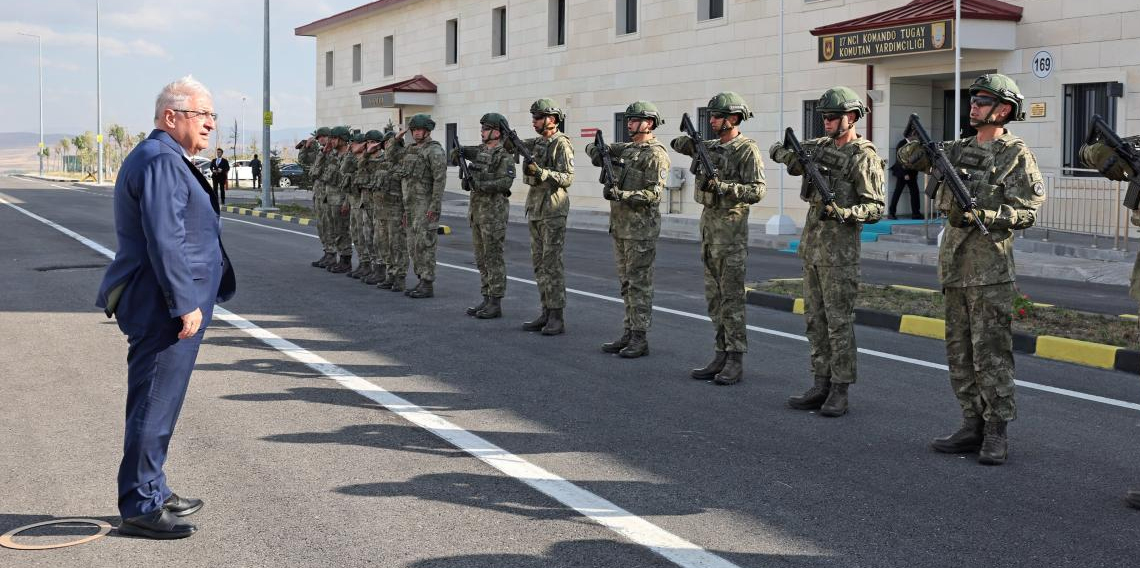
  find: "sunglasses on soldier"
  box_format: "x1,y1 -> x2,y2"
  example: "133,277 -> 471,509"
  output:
970,95 -> 998,108
821,113 -> 843,121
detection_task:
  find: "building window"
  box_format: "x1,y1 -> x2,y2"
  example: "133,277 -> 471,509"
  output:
1064,82 -> 1121,177
802,100 -> 825,139
492,7 -> 507,57
383,35 -> 394,77
616,0 -> 637,35
352,44 -> 362,83
548,0 -> 566,47
613,112 -> 630,143
445,19 -> 459,65
696,107 -> 715,141
446,123 -> 458,166
698,0 -> 724,21
324,50 -> 333,87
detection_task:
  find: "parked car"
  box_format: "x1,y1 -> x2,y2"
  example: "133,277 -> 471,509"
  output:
229,159 -> 254,184
277,163 -> 308,188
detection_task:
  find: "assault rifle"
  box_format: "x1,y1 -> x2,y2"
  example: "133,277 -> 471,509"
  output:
501,124 -> 535,168
1085,114 -> 1140,210
782,127 -> 842,223
451,132 -> 475,192
679,113 -> 722,196
594,130 -> 618,200
904,114 -> 988,234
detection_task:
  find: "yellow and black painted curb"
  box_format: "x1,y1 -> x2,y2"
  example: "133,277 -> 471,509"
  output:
221,205 -> 452,234
745,289 -> 1140,375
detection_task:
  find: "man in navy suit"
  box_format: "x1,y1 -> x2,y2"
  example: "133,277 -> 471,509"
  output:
96,76 -> 236,539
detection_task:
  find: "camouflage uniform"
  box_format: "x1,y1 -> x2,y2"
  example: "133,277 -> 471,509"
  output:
309,144 -> 335,257
394,132 -> 447,286
1080,136 -> 1140,301
773,136 -> 885,385
330,146 -> 355,258
377,139 -> 409,288
672,133 -> 766,354
520,132 -> 575,309
352,146 -> 380,274
586,138 -> 670,334
455,143 -> 515,299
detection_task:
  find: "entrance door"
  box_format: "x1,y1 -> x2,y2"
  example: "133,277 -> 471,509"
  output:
942,89 -> 977,140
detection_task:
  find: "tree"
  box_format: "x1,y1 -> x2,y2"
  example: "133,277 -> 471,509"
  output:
108,124 -> 128,171
59,138 -> 71,172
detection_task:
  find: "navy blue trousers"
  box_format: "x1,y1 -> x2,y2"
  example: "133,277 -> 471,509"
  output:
117,321 -> 204,518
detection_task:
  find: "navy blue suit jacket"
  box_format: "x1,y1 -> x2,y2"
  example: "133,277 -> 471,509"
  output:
96,129 -> 236,333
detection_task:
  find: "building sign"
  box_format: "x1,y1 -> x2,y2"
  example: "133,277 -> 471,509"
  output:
1029,102 -> 1046,118
819,20 -> 953,62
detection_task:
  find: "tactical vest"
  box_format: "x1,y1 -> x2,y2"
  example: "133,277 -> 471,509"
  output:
800,138 -> 873,207
472,146 -> 512,197
944,138 -> 1019,211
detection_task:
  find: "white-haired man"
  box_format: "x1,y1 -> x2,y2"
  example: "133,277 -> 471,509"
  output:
96,75 -> 236,539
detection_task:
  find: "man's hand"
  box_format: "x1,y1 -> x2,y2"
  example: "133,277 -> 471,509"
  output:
702,177 -> 721,193
426,210 -> 439,223
178,308 -> 203,340
525,162 -> 539,176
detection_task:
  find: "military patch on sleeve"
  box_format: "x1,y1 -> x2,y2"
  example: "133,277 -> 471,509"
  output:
507,165 -> 516,177
569,157 -> 575,168
660,168 -> 669,181
1032,181 -> 1045,196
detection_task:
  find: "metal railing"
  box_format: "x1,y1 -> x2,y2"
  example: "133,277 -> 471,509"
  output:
1033,170 -> 1134,250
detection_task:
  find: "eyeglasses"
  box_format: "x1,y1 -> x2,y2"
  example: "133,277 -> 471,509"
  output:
969,96 -> 997,108
173,109 -> 218,121
821,113 -> 843,121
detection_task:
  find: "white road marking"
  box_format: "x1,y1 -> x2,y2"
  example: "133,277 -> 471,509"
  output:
1,194 -> 745,568
219,214 -> 1140,413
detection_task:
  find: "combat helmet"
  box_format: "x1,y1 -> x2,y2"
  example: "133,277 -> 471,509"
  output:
350,131 -> 366,144
529,98 -> 565,124
480,112 -> 508,131
408,113 -> 436,131
816,87 -> 867,119
330,126 -> 351,140
315,126 -> 332,138
364,129 -> 384,142
624,101 -> 664,129
707,91 -> 754,122
969,74 -> 1025,122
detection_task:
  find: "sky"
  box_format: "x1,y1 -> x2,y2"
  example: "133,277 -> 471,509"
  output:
1,0 -> 371,139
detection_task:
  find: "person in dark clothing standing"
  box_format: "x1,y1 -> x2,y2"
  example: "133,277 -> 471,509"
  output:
888,137 -> 922,219
250,154 -> 262,188
209,148 -> 230,204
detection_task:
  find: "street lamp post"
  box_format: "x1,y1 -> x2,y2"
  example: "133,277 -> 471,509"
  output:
241,96 -> 246,160
258,0 -> 276,211
96,0 -> 104,183
18,32 -> 44,177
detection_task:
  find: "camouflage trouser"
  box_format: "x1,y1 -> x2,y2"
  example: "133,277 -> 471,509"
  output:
803,263 -> 859,383
349,192 -> 375,265
312,183 -> 333,254
613,237 -> 657,332
944,283 -> 1017,422
381,193 -> 407,278
472,215 -> 508,298
703,242 -> 748,353
371,193 -> 390,268
324,190 -> 352,256
529,216 -> 566,309
404,194 -> 438,281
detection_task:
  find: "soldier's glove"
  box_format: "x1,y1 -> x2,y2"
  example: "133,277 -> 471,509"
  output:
603,185 -> 617,201
769,142 -> 793,164
524,161 -> 539,176
948,205 -> 970,228
825,204 -> 851,222
701,177 -> 722,194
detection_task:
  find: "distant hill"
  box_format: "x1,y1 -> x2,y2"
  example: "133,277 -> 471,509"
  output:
0,133 -> 76,151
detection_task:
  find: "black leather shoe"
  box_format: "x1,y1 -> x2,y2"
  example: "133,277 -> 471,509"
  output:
118,509 -> 197,539
163,492 -> 204,517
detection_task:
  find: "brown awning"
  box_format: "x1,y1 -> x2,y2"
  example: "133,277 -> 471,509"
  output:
359,74 -> 437,96
810,0 -> 1022,37
359,75 -> 437,109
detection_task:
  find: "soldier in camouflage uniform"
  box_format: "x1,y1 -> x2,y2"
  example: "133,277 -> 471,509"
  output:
770,87 -> 885,416
349,130 -> 384,283
452,113 -> 516,319
1079,119 -> 1138,506
672,92 -> 766,383
318,126 -> 353,273
518,98 -> 575,335
377,130 -> 410,292
898,74 -> 1046,465
392,114 -> 447,298
306,127 -> 335,268
586,101 -> 670,358
344,132 -> 371,278
361,129 -> 390,286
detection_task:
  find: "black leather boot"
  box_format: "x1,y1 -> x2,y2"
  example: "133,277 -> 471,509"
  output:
348,262 -> 366,278
363,263 -> 385,285
1125,489 -> 1140,509
713,352 -> 743,385
312,252 -> 334,268
691,351 -> 727,380
409,280 -> 434,298
819,383 -> 849,417
541,308 -> 564,335
787,376 -> 831,409
476,296 -> 502,319
602,329 -> 631,354
390,276 -> 405,292
618,330 -> 648,358
467,296 -> 489,316
930,417 -> 985,454
377,273 -> 395,289
523,309 -> 548,332
328,255 -> 352,273
977,420 -> 1008,465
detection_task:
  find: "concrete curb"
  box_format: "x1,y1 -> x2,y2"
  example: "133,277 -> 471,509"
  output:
221,205 -> 452,234
745,289 -> 1140,375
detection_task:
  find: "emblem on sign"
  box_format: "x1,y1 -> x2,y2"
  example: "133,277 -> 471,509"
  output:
822,37 -> 834,61
932,22 -> 946,49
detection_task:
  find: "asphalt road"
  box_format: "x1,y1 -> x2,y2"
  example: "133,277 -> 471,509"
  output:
2,176 -> 1138,568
